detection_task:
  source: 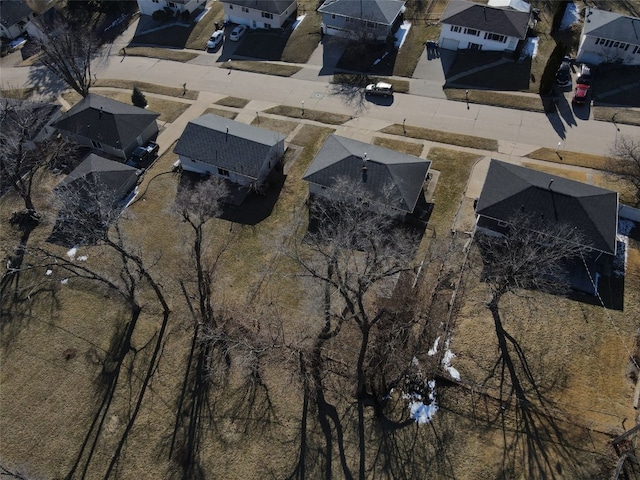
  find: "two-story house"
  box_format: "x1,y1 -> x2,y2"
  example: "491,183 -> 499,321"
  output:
317,0 -> 406,43
439,0 -> 531,52
220,0 -> 297,30
576,8 -> 640,66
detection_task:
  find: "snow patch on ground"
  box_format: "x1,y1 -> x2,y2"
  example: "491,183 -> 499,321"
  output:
292,15 -> 305,30
428,336 -> 440,356
194,8 -> 210,23
67,247 -> 77,260
442,340 -> 460,380
77,256 -> 88,262
45,269 -> 53,276
408,379 -> 438,424
521,37 -> 539,58
559,3 -> 580,30
394,21 -> 411,49
61,278 -> 69,285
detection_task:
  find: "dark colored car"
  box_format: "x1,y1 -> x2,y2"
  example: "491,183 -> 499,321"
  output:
556,60 -> 572,88
577,63 -> 592,85
572,83 -> 590,105
126,141 -> 159,167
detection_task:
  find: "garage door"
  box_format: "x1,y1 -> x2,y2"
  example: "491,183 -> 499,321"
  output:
440,37 -> 459,51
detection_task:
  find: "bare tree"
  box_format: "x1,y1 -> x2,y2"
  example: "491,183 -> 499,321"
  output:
286,178 -> 422,478
608,135 -> 640,206
31,11 -> 98,97
472,212 -> 592,478
0,99 -> 75,220
40,178 -> 172,479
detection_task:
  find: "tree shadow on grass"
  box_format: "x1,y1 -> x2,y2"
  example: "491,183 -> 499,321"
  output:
486,302 -> 598,478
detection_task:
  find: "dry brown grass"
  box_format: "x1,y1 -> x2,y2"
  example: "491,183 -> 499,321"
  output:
214,96 -> 250,108
381,124 -> 499,151
426,147 -> 481,233
290,124 -> 335,147
526,147 -> 612,171
281,10 -> 322,63
444,88 -> 546,112
371,136 -> 425,157
94,79 -> 199,100
264,105 -> 351,125
120,46 -> 199,63
61,90 -> 190,123
593,106 -> 640,127
250,116 -> 299,136
221,61 -> 302,77
202,107 -> 238,120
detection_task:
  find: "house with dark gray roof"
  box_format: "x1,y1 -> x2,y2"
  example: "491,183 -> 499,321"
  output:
318,0 -> 405,42
1,0 -> 34,40
220,0 -> 297,30
576,8 -> 640,66
52,94 -> 159,161
56,153 -> 139,206
174,114 -> 285,190
302,134 -> 430,218
476,160 -> 619,293
439,0 -> 531,52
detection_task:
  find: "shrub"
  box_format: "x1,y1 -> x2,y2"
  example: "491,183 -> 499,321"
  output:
131,86 -> 147,108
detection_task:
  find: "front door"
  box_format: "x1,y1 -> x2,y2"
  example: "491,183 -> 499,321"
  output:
469,42 -> 482,51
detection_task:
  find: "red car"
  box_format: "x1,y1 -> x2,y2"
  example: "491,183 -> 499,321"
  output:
572,83 -> 590,105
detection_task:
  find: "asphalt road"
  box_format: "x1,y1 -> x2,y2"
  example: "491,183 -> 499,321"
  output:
1,24 -> 637,159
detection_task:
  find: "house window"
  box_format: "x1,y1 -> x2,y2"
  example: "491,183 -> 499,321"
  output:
264,23 -> 271,28
218,168 -> 229,176
464,28 -> 479,36
242,7 -> 249,12
332,14 -> 336,19
469,42 -> 482,50
91,140 -> 103,150
229,4 -> 233,9
168,2 -> 175,7
451,25 -> 461,33
613,41 -> 620,48
152,0 -> 159,3
634,45 -> 640,54
261,12 -> 273,19
497,220 -> 508,227
485,32 -> 506,42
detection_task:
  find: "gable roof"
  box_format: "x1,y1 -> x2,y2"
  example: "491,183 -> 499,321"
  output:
173,114 -> 285,180
52,94 -> 159,150
476,160 -> 619,255
317,0 -> 406,25
440,0 -> 530,38
1,0 -> 32,29
220,0 -> 296,15
582,8 -> 640,44
56,153 -> 138,201
302,134 -> 430,213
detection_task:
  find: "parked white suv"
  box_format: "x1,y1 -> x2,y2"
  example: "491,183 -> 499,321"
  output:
365,82 -> 393,97
206,30 -> 224,50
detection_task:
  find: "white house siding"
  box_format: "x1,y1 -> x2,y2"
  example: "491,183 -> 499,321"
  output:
320,13 -> 390,41
1,16 -> 32,40
137,0 -> 204,16
577,35 -> 640,66
223,3 -> 295,29
439,25 -> 519,52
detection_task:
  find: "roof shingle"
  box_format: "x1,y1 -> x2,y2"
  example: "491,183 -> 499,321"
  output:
52,94 -> 159,150
476,160 -> 619,255
173,114 -> 285,180
302,134 -> 430,213
440,0 -> 530,38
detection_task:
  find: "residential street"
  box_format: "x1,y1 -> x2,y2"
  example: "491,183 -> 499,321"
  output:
1,24 -> 637,161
